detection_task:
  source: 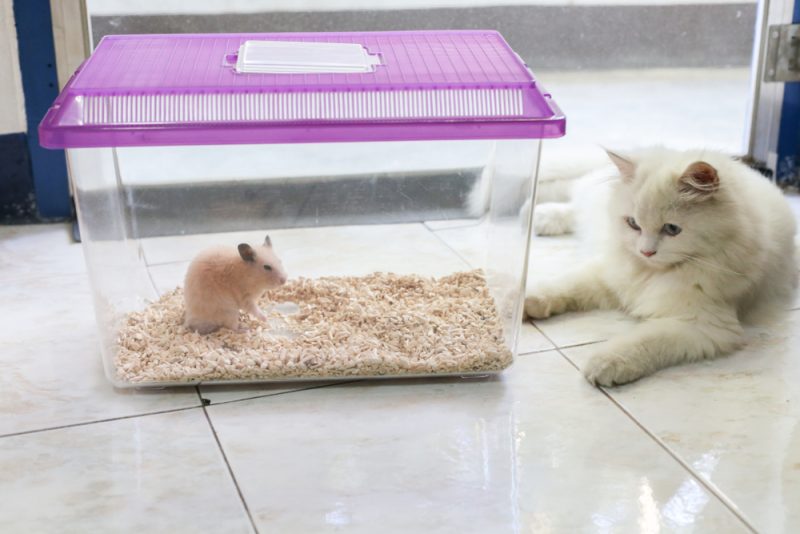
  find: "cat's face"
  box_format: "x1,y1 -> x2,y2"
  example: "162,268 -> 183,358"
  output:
608,151 -> 724,269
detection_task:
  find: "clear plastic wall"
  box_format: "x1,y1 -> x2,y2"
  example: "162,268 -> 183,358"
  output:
67,138 -> 541,386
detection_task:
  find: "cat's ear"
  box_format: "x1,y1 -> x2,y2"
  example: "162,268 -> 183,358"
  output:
679,161 -> 719,200
605,149 -> 636,181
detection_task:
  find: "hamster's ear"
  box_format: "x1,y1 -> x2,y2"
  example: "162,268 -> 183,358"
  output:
264,235 -> 272,248
605,149 -> 636,182
238,243 -> 256,262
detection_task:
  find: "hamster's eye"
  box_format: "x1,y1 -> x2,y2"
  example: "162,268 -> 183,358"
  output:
625,216 -> 641,231
662,223 -> 682,236
263,265 -> 272,271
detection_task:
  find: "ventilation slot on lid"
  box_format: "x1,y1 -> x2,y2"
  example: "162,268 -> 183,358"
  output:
81,89 -> 525,125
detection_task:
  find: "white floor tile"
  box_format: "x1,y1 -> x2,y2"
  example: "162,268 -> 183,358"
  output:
560,310 -> 800,533
517,321 -> 554,354
0,224 -> 85,282
198,380 -> 347,405
430,223 -> 487,269
423,218 -> 480,231
533,309 -> 639,348
0,275 -> 200,436
526,235 -> 587,282
0,409 -> 252,533
207,352 -> 747,533
147,260 -> 190,295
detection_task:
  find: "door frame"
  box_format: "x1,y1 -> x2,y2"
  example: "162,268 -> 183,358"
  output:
746,0 -> 798,181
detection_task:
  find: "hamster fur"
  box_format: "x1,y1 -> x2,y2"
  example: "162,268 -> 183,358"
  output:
184,235 -> 287,334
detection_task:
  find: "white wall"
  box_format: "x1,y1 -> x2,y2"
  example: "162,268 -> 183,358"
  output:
86,0 -> 755,16
0,0 -> 26,135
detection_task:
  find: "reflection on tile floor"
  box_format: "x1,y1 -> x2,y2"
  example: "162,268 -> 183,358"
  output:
5,216 -> 799,531
207,354 -> 749,533
0,273 -> 201,436
0,409 -> 252,533
3,124 -> 800,530
560,311 -> 800,534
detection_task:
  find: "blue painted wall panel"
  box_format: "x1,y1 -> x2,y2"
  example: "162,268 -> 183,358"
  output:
775,1 -> 800,186
12,0 -> 71,219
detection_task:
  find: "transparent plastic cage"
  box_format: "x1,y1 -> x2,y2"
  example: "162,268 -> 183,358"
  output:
41,31 -> 564,387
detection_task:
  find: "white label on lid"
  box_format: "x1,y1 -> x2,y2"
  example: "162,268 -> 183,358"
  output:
235,40 -> 381,74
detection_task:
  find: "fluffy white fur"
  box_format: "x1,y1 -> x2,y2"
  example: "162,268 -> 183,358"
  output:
525,147 -> 798,386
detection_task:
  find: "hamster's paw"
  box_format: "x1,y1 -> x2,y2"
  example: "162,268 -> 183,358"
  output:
583,350 -> 647,387
186,321 -> 221,335
533,202 -> 574,236
246,306 -> 268,321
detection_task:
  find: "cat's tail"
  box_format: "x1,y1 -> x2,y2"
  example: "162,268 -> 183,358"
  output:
535,146 -> 611,204
795,235 -> 800,271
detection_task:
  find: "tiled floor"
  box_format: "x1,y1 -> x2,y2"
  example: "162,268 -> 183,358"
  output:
3,67 -> 798,532
2,197 -> 798,532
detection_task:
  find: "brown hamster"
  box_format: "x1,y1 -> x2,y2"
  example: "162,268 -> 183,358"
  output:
184,235 -> 288,334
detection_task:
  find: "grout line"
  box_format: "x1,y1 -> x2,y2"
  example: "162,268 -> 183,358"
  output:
530,320 -> 563,352
517,347 -> 558,356
144,263 -> 163,297
600,390 -> 759,533
530,320 -> 611,351
426,223 -> 476,270
553,347 -> 759,533
423,219 -> 483,232
0,380 -> 365,440
200,380 -> 363,407
145,259 -> 191,268
0,404 -> 202,440
553,338 -> 608,350
201,403 -> 260,534
195,385 -> 208,405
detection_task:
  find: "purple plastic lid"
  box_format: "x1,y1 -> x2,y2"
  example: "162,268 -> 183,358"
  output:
39,31 -> 565,148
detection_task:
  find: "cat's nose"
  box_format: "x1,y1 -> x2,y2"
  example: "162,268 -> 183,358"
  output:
640,249 -> 657,257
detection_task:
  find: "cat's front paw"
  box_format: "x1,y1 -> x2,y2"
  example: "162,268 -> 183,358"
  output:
583,350 -> 648,387
525,295 -> 553,319
533,202 -> 574,236
525,296 -> 567,319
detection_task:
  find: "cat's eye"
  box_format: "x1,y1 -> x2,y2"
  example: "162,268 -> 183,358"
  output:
625,216 -> 641,231
662,224 -> 682,236
263,265 -> 272,271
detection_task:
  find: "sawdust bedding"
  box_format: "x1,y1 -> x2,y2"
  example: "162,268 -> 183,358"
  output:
115,270 -> 512,384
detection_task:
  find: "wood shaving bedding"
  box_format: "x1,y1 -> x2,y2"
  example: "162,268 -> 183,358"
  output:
115,270 -> 512,384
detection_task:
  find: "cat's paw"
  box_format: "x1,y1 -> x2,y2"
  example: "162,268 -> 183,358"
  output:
533,202 -> 574,236
524,294 -> 561,319
583,350 -> 648,387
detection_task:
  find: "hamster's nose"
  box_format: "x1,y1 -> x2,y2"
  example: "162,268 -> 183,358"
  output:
640,249 -> 656,257
279,275 -> 287,284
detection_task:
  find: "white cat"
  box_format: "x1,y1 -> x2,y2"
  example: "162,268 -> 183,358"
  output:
525,147 -> 798,386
